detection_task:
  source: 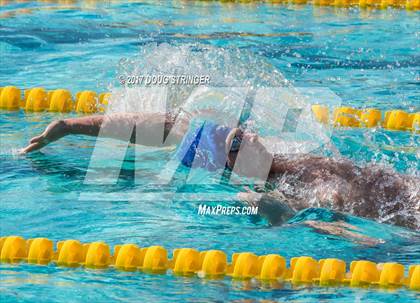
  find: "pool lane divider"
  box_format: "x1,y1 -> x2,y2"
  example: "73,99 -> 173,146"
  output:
0,86 -> 110,114
312,105 -> 420,132
211,0 -> 420,10
0,236 -> 419,291
0,86 -> 419,133
0,0 -> 419,10
226,0 -> 420,10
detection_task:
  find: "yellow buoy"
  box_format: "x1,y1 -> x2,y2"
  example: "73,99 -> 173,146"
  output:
27,238 -> 54,265
383,110 -> 410,131
291,256 -> 320,284
258,254 -> 287,280
312,105 -> 329,124
360,108 -> 382,128
85,242 -> 111,269
114,244 -> 142,271
98,92 -> 112,113
200,250 -> 227,277
406,0 -> 420,10
0,236 -> 27,263
349,260 -> 380,287
410,113 -> 420,132
56,240 -> 86,267
141,246 -> 168,272
25,87 -> 49,112
172,248 -> 201,275
333,0 -> 352,6
230,252 -> 260,279
378,262 -> 405,287
75,91 -> 98,113
318,258 -> 346,285
0,86 -> 21,110
408,265 -> 420,290
49,89 -> 73,113
333,107 -> 361,127
314,0 -> 334,5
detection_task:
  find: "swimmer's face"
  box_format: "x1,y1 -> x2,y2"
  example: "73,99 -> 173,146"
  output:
226,130 -> 273,179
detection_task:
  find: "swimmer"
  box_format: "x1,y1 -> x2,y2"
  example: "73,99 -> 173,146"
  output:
21,112 -> 420,232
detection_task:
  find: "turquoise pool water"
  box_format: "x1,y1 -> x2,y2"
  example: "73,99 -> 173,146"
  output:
1,1 -> 419,302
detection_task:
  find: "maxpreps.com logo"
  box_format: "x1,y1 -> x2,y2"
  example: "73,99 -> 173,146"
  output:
198,204 -> 258,216
79,86 -> 341,202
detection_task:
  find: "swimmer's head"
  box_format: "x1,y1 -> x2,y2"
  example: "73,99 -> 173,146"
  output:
226,128 -> 273,179
176,122 -> 273,176
176,122 -> 234,171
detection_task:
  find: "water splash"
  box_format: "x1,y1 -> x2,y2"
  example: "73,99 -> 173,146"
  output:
109,43 -> 287,113
109,43 -> 334,154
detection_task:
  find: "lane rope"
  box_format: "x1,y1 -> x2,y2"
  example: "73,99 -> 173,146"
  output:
0,86 -> 418,133
0,236 -> 419,291
1,0 -> 419,10
221,0 -> 420,10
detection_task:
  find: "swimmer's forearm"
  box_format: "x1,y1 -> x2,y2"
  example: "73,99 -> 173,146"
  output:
63,114 -> 139,140
63,115 -> 104,137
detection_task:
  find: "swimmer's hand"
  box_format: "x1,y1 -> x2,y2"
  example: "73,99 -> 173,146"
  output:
237,187 -> 296,225
20,120 -> 68,154
304,220 -> 384,246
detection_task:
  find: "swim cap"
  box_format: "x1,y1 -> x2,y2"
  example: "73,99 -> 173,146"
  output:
176,122 -> 232,171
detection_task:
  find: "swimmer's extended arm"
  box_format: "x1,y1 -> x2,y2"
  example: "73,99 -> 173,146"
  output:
304,221 -> 384,246
237,189 -> 383,246
20,116 -> 105,154
21,108 -> 227,154
21,112 -> 190,154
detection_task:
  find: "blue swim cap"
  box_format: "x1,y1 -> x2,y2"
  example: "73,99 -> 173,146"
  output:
176,122 -> 232,171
